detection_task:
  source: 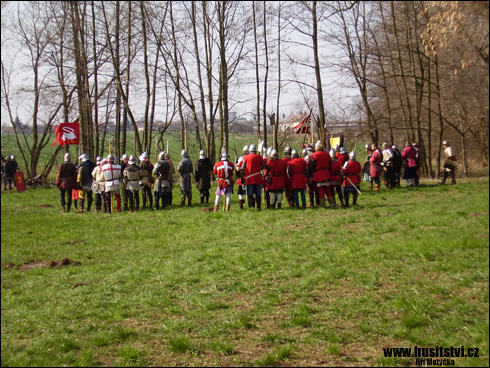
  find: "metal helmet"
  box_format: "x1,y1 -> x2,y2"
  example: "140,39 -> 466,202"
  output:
107,154 -> 115,162
243,145 -> 249,153
412,142 -> 417,147
315,140 -> 324,151
221,151 -> 228,161
181,149 -> 188,157
79,153 -> 89,162
443,140 -> 449,146
139,152 -> 148,161
271,149 -> 279,159
96,156 -> 103,165
158,151 -> 166,161
165,152 -> 170,159
64,152 -> 71,162
365,144 -> 370,150
292,149 -> 299,158
249,144 -> 257,153
121,154 -> 129,161
10,155 -> 16,160
101,158 -> 107,165
392,145 -> 398,150
340,147 -> 348,154
284,146 -> 292,154
199,150 -> 206,159
266,147 -> 273,156
301,148 -> 307,157
349,151 -> 356,160
306,145 -> 314,153
334,144 -> 340,151
128,155 -> 138,165
382,142 -> 389,149
329,149 -> 336,158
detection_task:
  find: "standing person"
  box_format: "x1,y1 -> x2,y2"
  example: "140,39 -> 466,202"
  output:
2,155 -> 19,191
124,155 -> 142,212
236,145 -> 249,209
341,152 -> 362,207
139,152 -> 154,209
370,143 -> 383,191
338,147 -> 349,166
91,157 -> 105,213
153,152 -> 172,209
101,154 -> 122,213
55,152 -> 77,213
241,144 -> 266,210
120,154 -> 129,211
381,142 -> 395,189
391,145 -> 403,188
401,142 -> 417,187
413,142 -> 421,186
287,149 -> 308,208
213,151 -> 235,212
177,149 -> 193,206
195,150 -> 213,204
362,145 -> 373,190
76,153 -> 96,212
440,140 -> 458,185
305,145 -> 319,207
282,146 -> 293,207
264,149 -> 287,209
308,140 -> 337,208
165,152 -> 175,205
263,147 -> 273,209
329,149 -> 345,207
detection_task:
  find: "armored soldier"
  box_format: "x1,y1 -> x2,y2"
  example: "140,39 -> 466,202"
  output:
338,147 -> 349,166
304,145 -> 319,207
177,149 -> 193,206
362,144 -> 373,189
391,145 -> 403,188
101,154 -> 122,213
165,152 -> 175,205
287,149 -> 308,208
123,155 -> 142,212
241,144 -> 266,210
153,152 -> 172,209
341,152 -> 362,207
120,154 -> 129,211
401,142 -> 417,187
381,142 -> 395,189
264,149 -> 287,209
370,143 -> 383,191
213,151 -> 235,212
329,149 -> 344,207
282,146 -> 293,207
2,155 -> 19,191
440,141 -> 457,185
236,145 -> 249,209
76,153 -> 96,212
139,152 -> 154,209
195,150 -> 213,204
55,153 -> 77,213
91,157 -> 105,213
308,141 -> 337,208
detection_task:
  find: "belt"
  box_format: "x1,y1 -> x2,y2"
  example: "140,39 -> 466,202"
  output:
245,172 -> 261,179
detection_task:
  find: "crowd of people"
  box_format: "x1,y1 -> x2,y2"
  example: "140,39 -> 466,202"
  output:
44,139 -> 458,213
2,140 -> 458,212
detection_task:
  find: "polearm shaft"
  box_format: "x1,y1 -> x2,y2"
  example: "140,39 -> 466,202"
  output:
345,175 -> 362,195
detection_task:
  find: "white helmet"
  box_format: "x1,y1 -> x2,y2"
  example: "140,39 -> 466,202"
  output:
79,153 -> 89,162
199,150 -> 206,159
243,145 -> 249,153
10,155 -> 16,160
121,154 -> 129,161
301,148 -> 307,157
139,152 -> 148,161
349,151 -> 356,160
392,145 -> 398,150
266,147 -> 273,157
443,140 -> 449,146
271,149 -> 279,159
329,149 -> 336,158
306,145 -> 314,153
249,144 -> 257,153
158,151 -> 166,161
128,155 -> 137,165
292,149 -> 299,158
107,154 -> 115,162
334,144 -> 340,151
96,156 -> 103,165
365,144 -> 370,150
64,152 -> 71,162
315,140 -> 323,151
181,149 -> 188,157
221,151 -> 228,161
340,147 -> 347,154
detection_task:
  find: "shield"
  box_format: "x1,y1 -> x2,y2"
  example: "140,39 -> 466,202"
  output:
14,172 -> 25,192
91,181 -> 100,193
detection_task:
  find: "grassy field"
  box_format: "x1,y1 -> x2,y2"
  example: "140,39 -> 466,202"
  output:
1,177 -> 489,367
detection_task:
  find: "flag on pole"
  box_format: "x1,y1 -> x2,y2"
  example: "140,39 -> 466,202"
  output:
52,122 -> 80,147
294,114 -> 311,135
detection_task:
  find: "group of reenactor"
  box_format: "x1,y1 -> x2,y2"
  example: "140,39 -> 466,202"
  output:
50,139 -> 458,213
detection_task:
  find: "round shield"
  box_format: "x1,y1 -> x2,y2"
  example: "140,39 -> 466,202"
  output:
91,181 -> 100,193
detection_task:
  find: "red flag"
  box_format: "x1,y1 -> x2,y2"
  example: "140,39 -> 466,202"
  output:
52,122 -> 80,147
294,114 -> 311,135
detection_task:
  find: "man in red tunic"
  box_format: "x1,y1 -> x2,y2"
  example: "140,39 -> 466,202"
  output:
265,149 -> 288,209
341,151 -> 362,207
287,149 -> 308,208
304,145 -> 319,207
329,149 -> 344,207
213,152 -> 235,212
241,144 -> 266,210
282,146 -> 293,207
370,143 -> 383,191
338,147 -> 349,166
236,145 -> 249,209
308,140 -> 337,208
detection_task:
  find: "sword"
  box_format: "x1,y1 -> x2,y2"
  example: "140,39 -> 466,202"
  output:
345,175 -> 362,195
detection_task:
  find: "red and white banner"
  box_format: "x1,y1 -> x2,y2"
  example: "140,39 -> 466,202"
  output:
52,122 -> 80,147
294,114 -> 311,135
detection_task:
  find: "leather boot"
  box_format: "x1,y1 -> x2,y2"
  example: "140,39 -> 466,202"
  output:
181,196 -> 186,206
369,181 -> 373,190
87,198 -> 93,212
61,204 -> 66,213
187,195 -> 192,207
225,205 -> 230,212
239,199 -> 244,210
213,205 -> 219,213
270,203 -> 276,209
94,205 -> 99,214
277,203 -> 282,209
353,194 -> 358,205
256,196 -> 261,211
375,183 -> 380,191
344,194 -> 350,208
327,196 -> 338,208
67,203 -> 71,212
319,198 -> 326,207
248,197 -> 255,209
78,199 -> 85,213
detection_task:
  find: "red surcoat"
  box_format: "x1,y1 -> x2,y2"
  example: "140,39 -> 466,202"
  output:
342,160 -> 362,186
309,150 -> 331,182
287,158 -> 307,190
243,153 -> 264,185
265,159 -> 287,190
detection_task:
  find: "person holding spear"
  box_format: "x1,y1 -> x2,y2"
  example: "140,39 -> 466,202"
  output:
341,151 -> 362,207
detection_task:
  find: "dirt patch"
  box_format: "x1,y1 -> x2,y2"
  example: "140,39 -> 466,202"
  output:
202,207 -> 214,212
1,263 -> 17,269
68,240 -> 84,245
37,204 -> 54,208
4,258 -> 82,270
48,258 -> 82,269
469,210 -> 489,217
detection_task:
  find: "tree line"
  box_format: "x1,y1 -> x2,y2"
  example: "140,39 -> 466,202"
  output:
1,1 -> 488,179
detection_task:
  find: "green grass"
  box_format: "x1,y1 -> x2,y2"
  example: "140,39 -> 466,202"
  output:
1,177 -> 489,366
